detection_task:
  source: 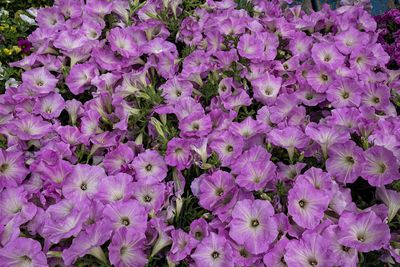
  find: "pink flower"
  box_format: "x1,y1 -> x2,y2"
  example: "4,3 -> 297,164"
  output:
338,210 -> 391,252
62,164 -> 106,201
192,232 -> 234,267
0,237 -> 47,267
0,150 -> 29,188
131,150 -> 167,184
288,181 -> 330,229
229,199 -> 278,254
108,227 -> 148,267
362,146 -> 399,186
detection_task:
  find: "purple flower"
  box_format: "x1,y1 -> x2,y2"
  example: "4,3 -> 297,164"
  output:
0,237 -> 47,266
326,141 -> 364,184
179,112 -> 212,138
229,199 -> 278,254
103,199 -> 147,232
269,126 -> 309,162
62,164 -> 106,201
18,39 -> 32,54
362,146 -> 399,186
131,150 -> 167,184
312,43 -> 345,69
108,227 -> 148,267
9,114 -> 52,140
337,210 -> 391,252
62,222 -> 112,265
22,67 -> 58,95
132,181 -> 166,212
34,93 -> 65,119
305,122 -> 350,159
198,170 -> 237,211
192,232 -> 234,267
108,27 -> 140,58
284,232 -> 334,267
252,72 -> 282,105
326,78 -> 362,108
210,131 -> 244,167
96,173 -> 133,203
103,144 -> 135,175
334,27 -> 368,54
42,199 -> 89,244
377,187 -> 400,222
236,160 -> 276,191
165,137 -> 191,170
263,237 -> 290,267
190,218 -> 210,241
287,181 -> 330,229
0,187 -> 37,228
169,229 -> 198,262
0,150 -> 29,188
66,63 -> 98,95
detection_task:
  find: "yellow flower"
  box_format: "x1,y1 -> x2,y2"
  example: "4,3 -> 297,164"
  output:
12,46 -> 21,54
0,26 -> 4,31
10,26 -> 16,32
2,48 -> 12,56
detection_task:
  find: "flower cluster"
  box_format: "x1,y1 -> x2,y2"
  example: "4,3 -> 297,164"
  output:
376,8 -> 400,69
1,0 -> 400,266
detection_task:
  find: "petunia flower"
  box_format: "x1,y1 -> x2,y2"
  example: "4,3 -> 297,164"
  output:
323,225 -> 359,267
0,150 -> 29,188
103,199 -> 147,232
284,232 -> 334,267
377,187 -> 400,222
252,72 -> 282,105
132,181 -> 166,212
287,181 -> 330,229
103,143 -> 135,175
165,137 -> 192,170
34,93 -> 65,119
263,237 -> 290,267
210,131 -> 244,167
108,27 -> 140,58
198,170 -> 237,211
160,76 -> 193,104
42,199 -> 89,244
334,27 -> 369,54
62,164 -> 106,201
305,122 -> 350,159
362,146 -> 399,186
131,150 -> 167,184
190,218 -> 210,241
192,232 -> 234,267
179,112 -> 212,138
306,66 -> 334,93
21,67 -> 58,95
108,227 -> 148,267
236,160 -> 276,191
169,229 -> 198,262
326,141 -> 364,184
0,237 -> 47,267
326,77 -> 362,108
66,63 -> 98,95
269,126 -> 309,162
62,222 -> 112,265
96,173 -> 133,203
9,114 -> 52,140
312,43 -> 345,69
229,199 -> 278,255
0,187 -> 37,227
337,210 -> 391,252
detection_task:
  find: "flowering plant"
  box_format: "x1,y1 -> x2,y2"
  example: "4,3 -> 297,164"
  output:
1,0 -> 400,266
